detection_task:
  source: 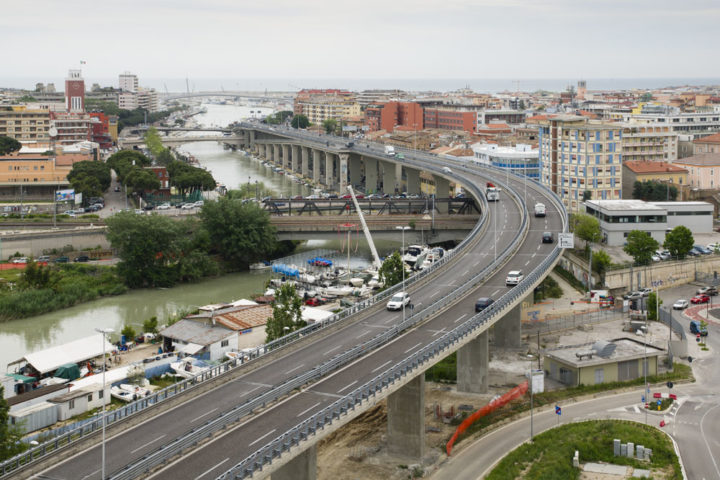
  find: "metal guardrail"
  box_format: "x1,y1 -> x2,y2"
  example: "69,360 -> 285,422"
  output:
0,131 -> 492,477
110,151 -> 565,480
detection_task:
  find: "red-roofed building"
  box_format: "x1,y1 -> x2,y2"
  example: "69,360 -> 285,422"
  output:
423,108 -> 476,134
88,113 -> 112,150
622,160 -> 687,199
693,132 -> 720,154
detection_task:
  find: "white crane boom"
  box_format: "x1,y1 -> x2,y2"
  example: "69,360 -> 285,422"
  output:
347,186 -> 382,269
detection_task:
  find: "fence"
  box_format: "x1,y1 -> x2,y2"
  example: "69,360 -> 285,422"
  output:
522,308 -> 626,336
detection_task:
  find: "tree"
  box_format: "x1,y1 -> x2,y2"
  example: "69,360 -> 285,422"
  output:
143,316 -> 159,334
582,190 -> 592,201
226,182 -> 275,200
124,168 -> 160,195
0,136 -> 22,155
632,180 -> 678,201
167,160 -> 216,196
156,149 -> 174,166
69,174 -> 103,201
572,214 -> 601,247
121,324 -> 137,341
67,160 -> 112,191
291,114 -> 310,129
264,111 -> 293,125
143,127 -> 165,157
664,225 -> 694,259
591,249 -> 612,279
624,230 -> 659,265
322,118 -> 338,135
199,198 -> 277,268
518,99 -> 525,110
0,386 -> 26,461
640,92 -> 654,102
378,251 -> 405,289
648,291 -> 663,321
265,283 -> 305,342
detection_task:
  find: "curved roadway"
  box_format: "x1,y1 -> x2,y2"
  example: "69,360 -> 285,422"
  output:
34,132 -> 563,480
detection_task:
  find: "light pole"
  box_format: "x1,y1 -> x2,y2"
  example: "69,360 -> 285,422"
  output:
396,226 -> 411,322
528,354 -> 535,441
95,327 -> 114,480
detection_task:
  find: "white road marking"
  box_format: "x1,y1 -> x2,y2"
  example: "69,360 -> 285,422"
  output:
337,380 -> 358,393
240,385 -> 263,397
492,289 -> 501,296
285,363 -> 305,375
524,260 -> 530,266
462,269 -> 469,276
454,314 -> 468,323
296,402 -> 322,418
431,328 -> 446,337
249,429 -> 277,447
536,244 -> 541,250
130,434 -> 167,454
384,315 -> 399,324
191,407 -> 218,423
195,458 -> 229,480
531,253 -> 536,258
81,468 -> 101,480
372,360 -> 393,373
355,330 -> 372,339
404,342 -> 422,353
323,345 -> 342,356
430,291 -> 439,298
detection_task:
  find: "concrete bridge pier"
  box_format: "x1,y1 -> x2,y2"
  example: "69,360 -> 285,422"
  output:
494,292 -> 533,348
339,153 -> 349,192
273,144 -> 281,165
248,129 -> 255,148
434,176 -> 450,213
325,152 -> 335,188
387,375 -> 425,459
382,161 -> 397,194
272,444 -> 317,480
301,146 -> 309,178
349,155 -> 362,189
312,149 -> 322,184
406,168 -> 421,195
282,145 -> 291,169
291,145 -> 300,173
257,143 -> 265,159
364,157 -> 378,194
457,330 -> 489,393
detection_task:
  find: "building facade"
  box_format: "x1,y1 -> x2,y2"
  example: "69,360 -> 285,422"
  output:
621,123 -> 678,162
476,109 -> 526,125
119,72 -> 138,93
673,154 -> 720,189
621,160 -> 687,200
49,111 -> 92,146
693,132 -> 720,154
471,143 -> 540,179
423,108 -> 476,134
0,106 -> 51,142
538,115 -> 623,211
64,70 -> 85,113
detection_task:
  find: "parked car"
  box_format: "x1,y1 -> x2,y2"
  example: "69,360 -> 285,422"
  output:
36,255 -> 51,263
114,186 -> 121,192
475,297 -> 494,312
691,294 -> 710,304
695,245 -> 712,255
688,248 -> 701,257
640,288 -> 653,297
143,204 -> 154,211
690,320 -> 708,337
505,270 -> 523,286
193,200 -> 204,207
134,209 -> 144,215
74,255 -> 90,263
386,292 -> 410,311
542,232 -> 554,243
88,204 -> 102,212
305,297 -> 328,307
156,203 -> 171,210
651,254 -> 662,262
657,250 -> 671,260
707,243 -> 719,252
11,257 -> 28,264
180,203 -> 196,210
53,256 -> 69,263
697,286 -> 718,296
624,291 -> 643,300
672,299 -> 689,310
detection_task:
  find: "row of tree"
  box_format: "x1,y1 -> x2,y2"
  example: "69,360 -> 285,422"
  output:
106,150 -> 160,196
67,161 -> 112,202
143,127 -> 174,166
84,100 -> 186,130
632,180 -> 678,201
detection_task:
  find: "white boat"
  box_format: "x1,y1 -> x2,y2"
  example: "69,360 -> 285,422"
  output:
348,277 -> 365,287
323,285 -> 354,297
170,360 -> 210,379
249,262 -> 271,270
118,383 -> 151,398
403,245 -> 428,267
110,386 -> 136,402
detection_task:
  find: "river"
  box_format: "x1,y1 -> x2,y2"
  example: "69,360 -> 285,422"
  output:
0,104 -> 398,371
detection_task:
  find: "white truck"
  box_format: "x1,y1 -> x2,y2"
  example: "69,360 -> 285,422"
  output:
384,145 -> 396,156
534,202 -> 546,217
485,182 -> 499,202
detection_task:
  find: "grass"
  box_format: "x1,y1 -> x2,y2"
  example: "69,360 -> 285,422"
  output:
486,420 -> 682,480
553,265 -> 587,294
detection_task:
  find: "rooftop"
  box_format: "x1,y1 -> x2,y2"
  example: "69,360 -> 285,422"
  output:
159,319 -> 234,346
586,199 -> 665,212
674,153 -> 720,167
623,160 -> 688,174
546,337 -> 663,368
693,132 -> 720,144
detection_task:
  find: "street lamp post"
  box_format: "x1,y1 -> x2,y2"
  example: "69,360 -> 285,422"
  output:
528,354 -> 535,441
396,226 -> 411,322
94,327 -> 114,480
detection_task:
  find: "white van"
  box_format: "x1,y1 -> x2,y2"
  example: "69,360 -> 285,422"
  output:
534,203 -> 546,217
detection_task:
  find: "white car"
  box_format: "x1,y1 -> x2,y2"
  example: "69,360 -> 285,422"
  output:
707,243 -> 719,252
11,257 -> 28,264
156,203 -> 171,210
673,299 -> 689,310
386,292 -> 410,311
181,203 -> 196,210
193,200 -> 205,207
506,270 -> 523,286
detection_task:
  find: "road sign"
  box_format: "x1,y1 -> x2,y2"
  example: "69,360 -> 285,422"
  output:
667,381 -> 673,389
555,405 -> 561,415
558,233 -> 574,249
657,399 -> 662,406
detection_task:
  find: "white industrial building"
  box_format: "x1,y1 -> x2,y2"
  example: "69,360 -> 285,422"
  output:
585,199 -> 713,246
471,143 -> 539,179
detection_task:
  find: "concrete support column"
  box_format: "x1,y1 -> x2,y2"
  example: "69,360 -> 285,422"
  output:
434,175 -> 450,198
457,330 -> 489,393
339,153 -> 349,193
364,157 -> 378,194
291,145 -> 300,173
312,149 -> 322,183
325,152 -> 334,188
494,292 -> 532,348
273,144 -> 280,165
382,161 -> 397,195
395,163 -> 403,193
349,154 -> 362,188
248,130 -> 255,148
282,144 -> 290,169
406,168 -> 421,195
387,375 -> 425,459
301,147 -> 309,178
271,444 -> 317,480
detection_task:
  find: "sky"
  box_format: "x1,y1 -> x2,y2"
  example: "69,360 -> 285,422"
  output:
2,0 -> 720,90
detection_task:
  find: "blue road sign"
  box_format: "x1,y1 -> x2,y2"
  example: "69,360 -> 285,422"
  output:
555,405 -> 561,415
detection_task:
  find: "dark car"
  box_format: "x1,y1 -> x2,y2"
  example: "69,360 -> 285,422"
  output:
74,255 -> 90,263
542,232 -> 554,243
143,204 -> 154,211
114,186 -> 121,192
53,256 -> 69,263
697,286 -> 718,296
475,297 -> 494,312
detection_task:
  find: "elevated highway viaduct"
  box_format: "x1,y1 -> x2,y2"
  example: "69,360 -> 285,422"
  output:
23,125 -> 566,480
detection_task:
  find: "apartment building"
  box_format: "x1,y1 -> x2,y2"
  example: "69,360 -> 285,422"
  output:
119,72 -> 138,93
423,108 -> 476,134
293,89 -> 355,116
356,90 -> 407,108
295,93 -> 360,125
693,132 -> 720,154
674,154 -> 720,189
624,111 -> 720,136
621,123 -> 678,162
621,160 -> 687,199
0,153 -> 71,200
364,101 -> 423,132
0,106 -> 51,142
476,109 -> 526,125
538,115 -> 623,212
49,111 -> 92,146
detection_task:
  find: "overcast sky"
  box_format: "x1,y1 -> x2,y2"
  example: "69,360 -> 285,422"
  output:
3,0 -> 720,89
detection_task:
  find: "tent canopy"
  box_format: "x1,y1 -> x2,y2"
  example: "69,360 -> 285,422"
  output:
8,334 -> 114,375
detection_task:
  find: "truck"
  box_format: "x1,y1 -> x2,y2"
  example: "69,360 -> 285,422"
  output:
534,202 -> 546,217
384,145 -> 396,156
485,182 -> 499,202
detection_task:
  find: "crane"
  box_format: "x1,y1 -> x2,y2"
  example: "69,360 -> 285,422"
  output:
347,186 -> 382,269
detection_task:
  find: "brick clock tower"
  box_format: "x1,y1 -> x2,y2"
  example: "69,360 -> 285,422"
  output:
65,69 -> 85,113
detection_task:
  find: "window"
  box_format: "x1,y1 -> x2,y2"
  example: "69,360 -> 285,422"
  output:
69,399 -> 75,409
99,390 -> 104,399
87,394 -> 93,402
221,339 -> 229,347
